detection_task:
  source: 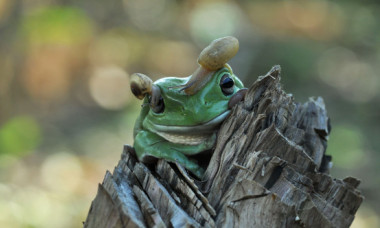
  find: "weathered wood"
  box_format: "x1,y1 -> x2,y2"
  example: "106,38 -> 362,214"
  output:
84,65 -> 363,228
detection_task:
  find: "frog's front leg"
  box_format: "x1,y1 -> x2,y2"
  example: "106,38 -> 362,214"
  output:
134,130 -> 216,178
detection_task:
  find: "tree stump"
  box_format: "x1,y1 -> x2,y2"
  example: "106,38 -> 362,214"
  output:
84,66 -> 363,228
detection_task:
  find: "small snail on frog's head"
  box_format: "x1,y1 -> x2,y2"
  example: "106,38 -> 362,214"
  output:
130,36 -> 247,178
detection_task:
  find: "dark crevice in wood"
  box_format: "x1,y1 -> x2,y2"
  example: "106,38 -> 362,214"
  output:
264,165 -> 285,190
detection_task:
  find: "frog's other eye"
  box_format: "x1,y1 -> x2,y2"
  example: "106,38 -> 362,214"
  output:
149,86 -> 165,114
220,74 -> 234,96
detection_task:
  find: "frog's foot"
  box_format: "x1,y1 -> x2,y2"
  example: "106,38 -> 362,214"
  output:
171,155 -> 205,179
186,164 -> 205,179
204,132 -> 217,150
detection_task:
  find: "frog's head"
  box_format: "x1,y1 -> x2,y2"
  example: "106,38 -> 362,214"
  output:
130,37 -> 245,142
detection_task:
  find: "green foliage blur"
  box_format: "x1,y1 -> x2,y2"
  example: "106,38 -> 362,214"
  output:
0,0 -> 379,227
0,116 -> 41,156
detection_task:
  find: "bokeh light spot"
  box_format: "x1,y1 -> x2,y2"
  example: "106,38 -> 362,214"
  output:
284,0 -> 328,30
317,47 -> 378,102
352,205 -> 380,228
89,66 -> 131,110
123,0 -> 172,31
190,2 -> 243,44
40,152 -> 83,193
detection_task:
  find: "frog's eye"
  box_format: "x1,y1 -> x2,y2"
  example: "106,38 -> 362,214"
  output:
220,74 -> 234,96
149,86 -> 165,114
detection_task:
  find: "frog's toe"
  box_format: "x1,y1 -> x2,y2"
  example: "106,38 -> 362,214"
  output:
204,132 -> 217,149
183,160 -> 205,179
191,167 -> 205,179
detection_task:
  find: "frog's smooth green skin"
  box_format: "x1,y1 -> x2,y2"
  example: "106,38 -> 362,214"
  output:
131,36 -> 245,178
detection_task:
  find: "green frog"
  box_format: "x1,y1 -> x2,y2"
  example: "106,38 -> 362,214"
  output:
130,37 -> 246,178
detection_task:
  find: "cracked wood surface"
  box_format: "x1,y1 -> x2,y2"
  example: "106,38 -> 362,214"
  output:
84,66 -> 363,228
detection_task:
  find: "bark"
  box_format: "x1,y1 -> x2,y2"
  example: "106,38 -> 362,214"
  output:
84,66 -> 363,228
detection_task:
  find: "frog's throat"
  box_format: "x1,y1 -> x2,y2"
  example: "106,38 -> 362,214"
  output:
145,110 -> 230,145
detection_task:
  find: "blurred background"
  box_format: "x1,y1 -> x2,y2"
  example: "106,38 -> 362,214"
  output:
0,0 -> 379,227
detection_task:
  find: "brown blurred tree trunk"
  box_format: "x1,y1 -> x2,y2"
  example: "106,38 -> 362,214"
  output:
84,66 -> 363,228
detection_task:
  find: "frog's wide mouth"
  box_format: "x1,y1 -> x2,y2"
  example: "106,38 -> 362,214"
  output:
144,110 -> 230,145
148,110 -> 230,134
